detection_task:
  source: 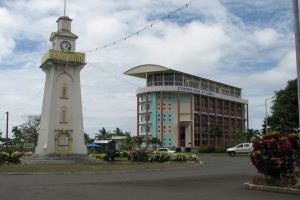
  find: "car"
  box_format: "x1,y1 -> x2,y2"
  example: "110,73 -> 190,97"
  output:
156,148 -> 176,154
226,143 -> 253,156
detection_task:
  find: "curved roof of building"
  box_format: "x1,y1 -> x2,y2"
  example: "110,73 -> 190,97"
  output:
124,64 -> 241,89
124,64 -> 172,78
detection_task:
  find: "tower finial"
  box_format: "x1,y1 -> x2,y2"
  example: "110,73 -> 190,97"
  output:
64,0 -> 67,15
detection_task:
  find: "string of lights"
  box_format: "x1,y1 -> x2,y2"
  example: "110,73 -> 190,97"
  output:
82,0 -> 195,53
88,62 -> 140,88
0,0 -> 195,63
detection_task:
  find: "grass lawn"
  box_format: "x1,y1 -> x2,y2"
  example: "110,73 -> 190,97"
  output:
0,162 -> 199,174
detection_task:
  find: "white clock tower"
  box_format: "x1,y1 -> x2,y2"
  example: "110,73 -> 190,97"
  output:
35,14 -> 87,155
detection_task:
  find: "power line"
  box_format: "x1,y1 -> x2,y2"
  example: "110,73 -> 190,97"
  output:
88,62 -> 140,88
0,0 -> 195,63
83,0 -> 195,53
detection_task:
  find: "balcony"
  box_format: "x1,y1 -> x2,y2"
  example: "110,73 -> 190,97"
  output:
41,49 -> 86,65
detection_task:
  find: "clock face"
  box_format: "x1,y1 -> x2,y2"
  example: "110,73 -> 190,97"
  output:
60,41 -> 71,51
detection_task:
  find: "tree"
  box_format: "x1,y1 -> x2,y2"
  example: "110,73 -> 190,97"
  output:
12,126 -> 24,145
241,129 -> 261,142
12,114 -> 41,147
111,127 -> 125,136
84,133 -> 94,144
149,137 -> 161,150
268,79 -> 298,133
95,127 -> 111,140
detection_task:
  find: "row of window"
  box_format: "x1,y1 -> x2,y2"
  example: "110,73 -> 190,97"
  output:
146,73 -> 242,98
194,96 -> 245,117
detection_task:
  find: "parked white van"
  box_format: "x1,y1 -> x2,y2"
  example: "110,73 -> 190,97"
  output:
226,143 -> 253,156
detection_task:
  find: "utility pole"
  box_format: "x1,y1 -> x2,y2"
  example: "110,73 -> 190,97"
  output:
5,111 -> 9,150
292,0 -> 300,130
265,97 -> 274,134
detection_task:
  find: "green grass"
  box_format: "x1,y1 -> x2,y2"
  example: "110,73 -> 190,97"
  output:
0,162 -> 198,174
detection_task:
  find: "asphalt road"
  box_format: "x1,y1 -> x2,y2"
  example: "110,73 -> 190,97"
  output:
0,156 -> 299,200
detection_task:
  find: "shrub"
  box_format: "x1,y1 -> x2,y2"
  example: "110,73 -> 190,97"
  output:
170,153 -> 199,162
175,147 -> 181,152
185,147 -> 191,152
0,151 -> 9,164
214,146 -> 226,153
250,132 -> 300,180
129,149 -> 150,161
295,176 -> 300,189
121,151 -> 129,158
197,145 -> 207,153
91,153 -> 106,159
206,146 -> 216,153
0,151 -> 24,164
149,152 -> 171,162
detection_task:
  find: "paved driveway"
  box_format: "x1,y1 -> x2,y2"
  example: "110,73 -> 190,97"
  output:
0,156 -> 298,200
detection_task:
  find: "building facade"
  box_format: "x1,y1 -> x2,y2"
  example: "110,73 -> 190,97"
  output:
125,64 -> 248,148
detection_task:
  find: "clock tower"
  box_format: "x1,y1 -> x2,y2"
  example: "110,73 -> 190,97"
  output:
35,14 -> 87,155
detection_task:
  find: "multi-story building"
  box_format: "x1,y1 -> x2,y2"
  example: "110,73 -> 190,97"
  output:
125,64 -> 248,148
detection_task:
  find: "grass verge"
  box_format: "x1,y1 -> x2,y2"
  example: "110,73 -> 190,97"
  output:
0,162 -> 199,174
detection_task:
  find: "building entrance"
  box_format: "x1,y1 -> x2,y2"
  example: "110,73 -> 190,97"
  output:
180,126 -> 185,147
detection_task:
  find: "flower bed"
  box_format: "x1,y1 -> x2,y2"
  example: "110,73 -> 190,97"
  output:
0,151 -> 26,164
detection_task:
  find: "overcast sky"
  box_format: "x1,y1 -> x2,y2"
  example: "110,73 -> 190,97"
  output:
0,0 -> 297,138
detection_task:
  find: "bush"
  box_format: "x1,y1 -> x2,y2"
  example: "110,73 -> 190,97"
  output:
121,151 -> 129,158
214,146 -> 226,153
0,151 -> 24,164
149,152 -> 171,162
250,132 -> 300,180
0,151 -> 9,164
197,145 -> 216,153
170,153 -> 199,162
129,149 -> 151,161
197,145 -> 207,153
175,147 -> 181,152
185,147 -> 191,152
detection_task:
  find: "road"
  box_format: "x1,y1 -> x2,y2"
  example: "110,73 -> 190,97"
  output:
0,156 -> 298,200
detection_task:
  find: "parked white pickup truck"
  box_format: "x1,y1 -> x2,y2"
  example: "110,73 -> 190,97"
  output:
226,143 -> 253,156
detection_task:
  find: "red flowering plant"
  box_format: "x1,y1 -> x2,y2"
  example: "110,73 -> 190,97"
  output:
250,132 -> 299,180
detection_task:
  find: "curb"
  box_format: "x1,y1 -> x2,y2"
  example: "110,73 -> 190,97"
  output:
244,182 -> 300,195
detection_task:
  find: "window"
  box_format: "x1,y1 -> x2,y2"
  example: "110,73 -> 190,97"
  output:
154,74 -> 163,86
201,81 -> 208,90
222,88 -> 229,96
235,89 -> 241,98
147,74 -> 153,87
209,82 -> 214,92
60,84 -> 68,99
189,81 -> 199,88
230,88 -> 234,97
202,97 -> 207,112
60,106 -> 68,123
164,73 -> 174,86
175,73 -> 183,86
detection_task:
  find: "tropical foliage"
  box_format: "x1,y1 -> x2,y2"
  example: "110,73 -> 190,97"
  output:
12,114 -> 40,147
250,132 -> 300,180
267,79 -> 299,134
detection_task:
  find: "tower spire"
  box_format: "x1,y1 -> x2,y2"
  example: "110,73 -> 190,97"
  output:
64,0 -> 67,15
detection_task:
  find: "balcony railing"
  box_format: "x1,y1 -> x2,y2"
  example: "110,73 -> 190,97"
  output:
41,49 -> 85,64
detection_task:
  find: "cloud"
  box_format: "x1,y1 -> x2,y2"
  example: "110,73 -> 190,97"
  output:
254,28 -> 280,47
0,0 -> 297,137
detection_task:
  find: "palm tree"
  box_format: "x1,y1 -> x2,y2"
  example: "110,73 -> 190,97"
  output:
112,127 -> 124,136
95,127 -> 111,140
149,137 -> 161,150
242,129 -> 261,142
